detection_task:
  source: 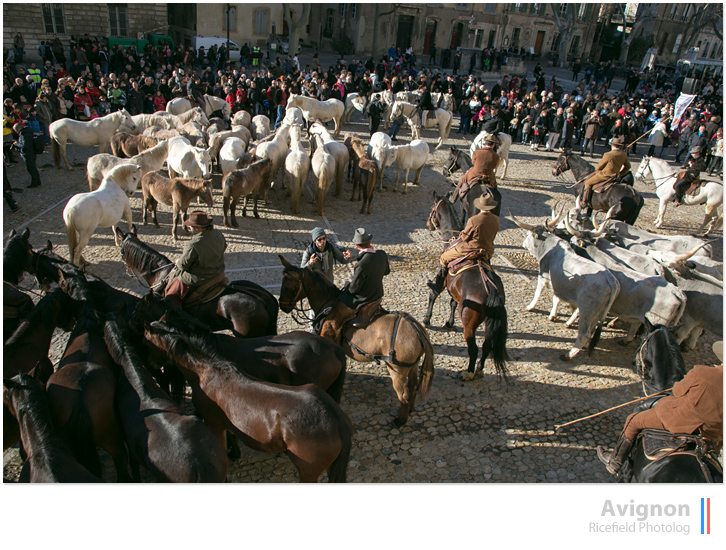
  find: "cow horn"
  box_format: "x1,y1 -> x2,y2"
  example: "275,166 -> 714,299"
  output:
546,202 -> 566,229
672,241 -> 710,265
509,210 -> 536,231
591,211 -> 600,232
563,214 -> 584,238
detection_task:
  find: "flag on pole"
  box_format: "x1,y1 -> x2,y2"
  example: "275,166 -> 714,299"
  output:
671,93 -> 696,131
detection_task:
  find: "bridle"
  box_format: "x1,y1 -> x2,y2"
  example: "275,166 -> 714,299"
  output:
119,243 -> 174,291
443,149 -> 460,178
278,271 -> 312,325
637,156 -> 677,189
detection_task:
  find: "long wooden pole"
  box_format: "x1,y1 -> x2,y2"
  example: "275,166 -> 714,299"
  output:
554,387 -> 673,431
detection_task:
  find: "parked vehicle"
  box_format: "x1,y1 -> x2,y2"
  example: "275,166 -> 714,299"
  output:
191,36 -> 242,62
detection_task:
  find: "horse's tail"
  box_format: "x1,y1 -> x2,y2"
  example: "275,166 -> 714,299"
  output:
65,207 -> 78,265
483,273 -> 510,380
64,393 -> 102,478
52,137 -> 61,168
326,350 -> 348,404
327,411 -> 353,483
406,314 -> 435,402
624,193 -> 645,225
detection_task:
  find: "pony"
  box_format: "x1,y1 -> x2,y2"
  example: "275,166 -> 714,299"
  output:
140,170 -> 214,239
51,109 -> 136,170
286,94 -> 345,136
310,134 -> 337,215
389,139 -> 429,194
423,191 -> 510,380
356,158 -> 379,215
3,372 -> 102,482
179,121 -> 208,148
103,315 -> 228,482
282,106 -> 305,127
256,123 -> 291,197
388,100 -> 453,150
309,121 -> 348,197
367,131 -> 397,190
143,319 -> 353,482
251,114 -> 271,140
635,156 -> 723,234
285,126 -> 311,214
470,130 -> 512,179
114,225 -> 278,338
174,107 -> 210,127
278,256 -> 435,426
552,151 -> 644,225
87,139 -> 169,191
343,92 -> 367,123
343,132 -> 366,181
127,113 -> 177,134
166,136 -> 212,179
3,227 -> 34,342
231,110 -> 252,130
109,132 -> 161,158
206,116 -> 226,135
207,126 -> 251,160
222,157 -> 272,223
63,163 -> 141,266
166,94 -> 231,121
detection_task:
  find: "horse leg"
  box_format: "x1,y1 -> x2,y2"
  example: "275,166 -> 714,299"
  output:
444,297 -> 457,329
60,142 -> 73,171
253,193 -> 260,219
423,289 -> 439,326
386,364 -> 413,427
393,167 -> 400,192
655,198 -> 668,228
231,196 -> 239,227
564,308 -> 579,327
223,195 -> 231,227
413,166 -> 423,186
461,315 -> 480,381
75,231 -> 93,266
548,296 -> 562,322
172,204 -> 180,240
403,168 -> 411,195
242,195 -> 248,218
698,204 -> 718,234
619,321 -> 642,346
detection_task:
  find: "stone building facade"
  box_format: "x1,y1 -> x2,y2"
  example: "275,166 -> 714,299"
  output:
3,3 -> 167,61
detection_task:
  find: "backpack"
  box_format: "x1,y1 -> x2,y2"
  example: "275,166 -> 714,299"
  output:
32,134 -> 44,154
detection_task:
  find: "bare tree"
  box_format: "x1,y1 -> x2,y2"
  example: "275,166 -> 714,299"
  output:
617,3 -> 659,65
371,4 -> 401,60
282,3 -> 311,57
550,4 -> 575,68
677,4 -> 723,58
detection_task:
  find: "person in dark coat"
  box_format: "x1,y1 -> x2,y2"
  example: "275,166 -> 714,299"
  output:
300,227 -> 351,284
673,146 -> 708,205
368,94 -> 385,136
12,123 -> 41,188
597,343 -> 723,475
480,103 -> 504,135
320,228 -> 390,343
675,120 -> 696,163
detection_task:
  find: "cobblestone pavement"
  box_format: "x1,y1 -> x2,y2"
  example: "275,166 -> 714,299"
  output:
3,112 -> 722,483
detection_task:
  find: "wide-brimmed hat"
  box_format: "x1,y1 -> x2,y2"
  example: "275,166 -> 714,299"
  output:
714,341 -> 723,362
610,136 -> 626,147
352,227 -> 372,245
484,134 -> 499,145
690,146 -> 703,154
472,193 -> 498,212
183,211 -> 213,228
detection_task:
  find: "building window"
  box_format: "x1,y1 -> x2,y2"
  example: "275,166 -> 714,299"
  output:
668,5 -> 678,20
550,33 -> 560,51
455,3 -> 468,10
514,3 -> 524,13
577,4 -> 588,20
224,5 -> 237,32
558,4 -> 568,18
254,8 -> 269,36
701,42 -> 708,57
484,4 -> 497,13
569,35 -> 580,55
108,4 -> 129,37
323,8 -> 334,38
42,3 -> 66,35
672,34 -> 682,53
681,6 -> 692,22
339,5 -> 346,19
351,4 -> 357,19
511,27 -> 521,49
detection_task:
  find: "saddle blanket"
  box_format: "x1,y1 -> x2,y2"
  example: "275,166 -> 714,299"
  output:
165,272 -> 228,308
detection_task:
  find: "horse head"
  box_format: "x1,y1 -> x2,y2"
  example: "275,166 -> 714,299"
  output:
106,163 -> 141,196
4,227 -> 33,282
278,255 -> 306,313
286,94 -> 297,108
198,180 -> 214,207
196,148 -> 212,178
635,156 -> 651,183
442,146 -> 460,178
552,152 -> 570,177
118,109 -> 137,132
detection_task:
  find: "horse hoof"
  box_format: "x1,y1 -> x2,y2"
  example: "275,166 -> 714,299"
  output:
461,371 -> 475,381
559,354 -> 571,362
423,319 -> 431,327
444,322 -> 454,330
393,418 -> 407,428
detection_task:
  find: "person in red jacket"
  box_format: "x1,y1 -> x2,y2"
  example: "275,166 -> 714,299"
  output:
73,86 -> 93,119
85,81 -> 102,106
152,90 -> 166,112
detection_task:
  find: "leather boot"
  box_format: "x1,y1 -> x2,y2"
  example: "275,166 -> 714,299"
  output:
597,433 -> 633,475
427,265 -> 447,296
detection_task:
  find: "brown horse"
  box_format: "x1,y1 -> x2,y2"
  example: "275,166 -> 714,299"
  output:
356,158 -> 379,215
133,292 -> 348,403
222,157 -> 272,225
115,225 -> 278,338
143,320 -> 353,482
4,227 -> 35,342
110,132 -> 160,158
343,133 -> 366,182
278,255 -> 434,426
103,315 -> 228,482
423,192 -> 510,381
3,372 -> 102,482
140,170 -> 214,240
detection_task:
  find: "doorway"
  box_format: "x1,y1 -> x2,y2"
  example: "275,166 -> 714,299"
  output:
488,30 -> 496,49
450,22 -> 464,49
534,30 -> 545,54
423,19 -> 437,55
396,15 -> 415,50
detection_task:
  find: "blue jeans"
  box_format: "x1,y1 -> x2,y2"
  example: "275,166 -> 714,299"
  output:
41,123 -> 50,144
274,105 -> 285,129
388,120 -> 402,139
457,117 -> 470,133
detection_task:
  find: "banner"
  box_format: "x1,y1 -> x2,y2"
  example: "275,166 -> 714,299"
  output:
671,93 -> 696,130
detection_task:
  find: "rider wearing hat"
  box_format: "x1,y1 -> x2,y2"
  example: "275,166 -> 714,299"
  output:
480,102 -> 504,136
428,192 -> 500,297
320,228 -> 390,343
165,211 -> 227,308
673,146 -> 708,206
597,342 -> 723,476
579,135 -> 630,215
458,134 -> 501,190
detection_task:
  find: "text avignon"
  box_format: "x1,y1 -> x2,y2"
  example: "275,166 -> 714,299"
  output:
601,500 -> 690,522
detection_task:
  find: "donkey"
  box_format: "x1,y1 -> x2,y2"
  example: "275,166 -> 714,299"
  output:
222,158 -> 272,225
140,170 -> 214,240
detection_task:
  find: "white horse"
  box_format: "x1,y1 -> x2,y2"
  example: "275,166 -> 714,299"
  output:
63,164 -> 141,266
208,126 -> 251,161
309,122 -> 348,198
166,136 -> 212,179
286,94 -> 345,136
166,94 -> 231,121
470,130 -> 512,179
180,121 -> 208,148
251,115 -> 271,141
231,110 -> 252,130
51,109 -> 136,170
389,140 -> 430,194
256,124 -> 292,197
310,134 -> 337,215
87,140 -> 169,191
367,132 -> 396,190
343,93 -> 367,123
285,126 -> 311,214
175,107 -> 210,127
219,137 -> 253,176
389,101 -> 453,150
128,113 -> 176,134
432,92 -> 455,112
635,156 -> 723,234
282,107 -> 305,128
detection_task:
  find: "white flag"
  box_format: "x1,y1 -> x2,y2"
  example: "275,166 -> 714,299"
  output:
671,93 -> 696,131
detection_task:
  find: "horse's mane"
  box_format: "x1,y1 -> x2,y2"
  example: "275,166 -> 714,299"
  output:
638,325 -> 686,387
3,234 -> 31,283
105,163 -> 140,184
6,374 -> 66,454
122,234 -> 172,276
439,196 -> 463,231
134,139 -> 168,162
565,152 -> 594,175
177,177 -> 208,190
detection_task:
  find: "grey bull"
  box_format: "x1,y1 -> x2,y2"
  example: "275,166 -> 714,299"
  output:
602,220 -> 713,259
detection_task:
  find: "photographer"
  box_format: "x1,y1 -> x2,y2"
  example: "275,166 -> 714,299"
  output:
580,107 -> 602,158
300,227 -> 352,285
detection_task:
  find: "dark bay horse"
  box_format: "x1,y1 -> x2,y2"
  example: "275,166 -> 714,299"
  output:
134,292 -> 348,403
143,320 -> 353,482
621,322 -> 722,483
423,191 -> 510,381
442,146 -> 502,224
3,372 -> 102,482
115,225 -> 278,338
4,228 -> 35,341
103,315 -> 228,482
552,151 -> 644,224
278,255 -> 434,427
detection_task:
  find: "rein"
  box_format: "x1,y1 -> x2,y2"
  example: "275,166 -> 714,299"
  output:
639,157 -> 677,190
123,257 -> 174,291
3,280 -> 45,297
280,273 -> 313,325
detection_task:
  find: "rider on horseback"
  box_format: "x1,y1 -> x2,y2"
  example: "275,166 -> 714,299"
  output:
480,102 -> 504,137
427,192 -> 499,297
597,342 -> 723,476
186,74 -> 205,111
458,135 -> 500,191
320,228 -> 390,343
579,135 -> 630,216
673,146 -> 708,206
415,86 -> 438,127
165,211 -> 227,308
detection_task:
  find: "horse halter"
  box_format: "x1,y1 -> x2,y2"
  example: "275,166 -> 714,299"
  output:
443,150 -> 459,178
553,153 -> 570,176
278,271 -> 311,325
426,199 -> 444,231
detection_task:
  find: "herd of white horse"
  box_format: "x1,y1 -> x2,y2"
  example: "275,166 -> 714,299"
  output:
46,90 -> 721,267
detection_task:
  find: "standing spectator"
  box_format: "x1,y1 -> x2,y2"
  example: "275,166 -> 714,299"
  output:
73,86 -> 93,119
580,107 -> 602,158
368,93 -> 385,136
126,80 -> 144,115
646,117 -> 668,158
453,50 -> 461,76
707,128 -> 723,176
559,112 -> 575,150
13,32 -> 25,64
546,107 -> 564,152
153,89 -> 167,111
107,80 -> 126,112
457,99 -> 471,135
34,93 -> 53,144
12,123 -> 41,188
4,163 -> 20,212
675,120 -> 696,163
429,45 -> 437,66
572,59 -> 581,81
468,52 -> 477,75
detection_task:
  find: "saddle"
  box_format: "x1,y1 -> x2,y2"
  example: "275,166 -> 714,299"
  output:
426,110 -> 437,121
637,429 -> 723,481
457,176 -> 490,201
165,272 -> 228,308
674,172 -> 703,196
592,177 -> 619,194
348,298 -> 385,328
